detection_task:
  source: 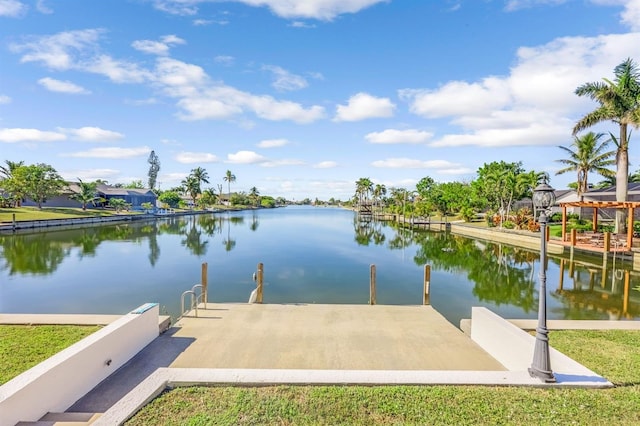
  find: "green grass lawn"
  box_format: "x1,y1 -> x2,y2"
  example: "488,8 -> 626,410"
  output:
126,330 -> 640,426
0,324 -> 101,385
0,206 -> 134,223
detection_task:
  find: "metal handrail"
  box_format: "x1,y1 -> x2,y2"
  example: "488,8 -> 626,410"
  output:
192,284 -> 204,307
180,290 -> 198,317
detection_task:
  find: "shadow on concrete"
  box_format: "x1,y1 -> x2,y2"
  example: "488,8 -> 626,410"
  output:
68,328 -> 195,413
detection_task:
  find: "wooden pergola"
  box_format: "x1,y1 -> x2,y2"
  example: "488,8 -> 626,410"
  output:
558,200 -> 640,249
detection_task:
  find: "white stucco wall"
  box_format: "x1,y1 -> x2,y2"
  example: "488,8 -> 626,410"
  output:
0,303 -> 159,426
470,307 -> 601,376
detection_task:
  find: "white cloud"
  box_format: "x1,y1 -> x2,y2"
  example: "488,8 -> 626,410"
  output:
64,146 -> 151,158
399,78 -> 511,118
371,158 -> 470,172
132,35 -> 185,56
334,92 -> 395,122
36,0 -> 52,14
10,29 -> 103,70
313,161 -> 337,168
618,0 -> 640,30
263,65 -> 308,91
290,21 -> 316,28
430,118 -> 571,147
262,159 -> 305,167
214,55 -> 235,66
132,40 -> 170,56
401,32 -> 640,148
11,30 -> 326,124
365,129 -> 433,144
125,97 -> 158,106
193,19 -> 213,25
227,150 -> 267,164
152,0 -> 387,20
257,138 -> 289,148
175,151 -> 219,163
61,168 -> 120,181
59,126 -> 124,141
0,128 -> 65,143
504,0 -> 567,12
38,77 -> 90,94
0,0 -> 26,17
0,95 -> 11,104
85,55 -> 152,84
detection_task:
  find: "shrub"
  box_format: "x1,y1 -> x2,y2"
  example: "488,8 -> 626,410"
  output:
502,220 -> 515,229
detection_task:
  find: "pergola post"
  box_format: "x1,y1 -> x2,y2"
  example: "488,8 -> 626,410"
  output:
627,206 -> 634,248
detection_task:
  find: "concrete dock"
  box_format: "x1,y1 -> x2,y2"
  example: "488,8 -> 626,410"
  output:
169,303 -> 505,371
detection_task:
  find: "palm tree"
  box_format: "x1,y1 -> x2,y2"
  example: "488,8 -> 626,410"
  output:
573,58 -> 640,231
373,183 -> 387,214
181,175 -> 200,208
555,132 -> 615,198
191,167 -> 209,186
0,160 -> 24,179
249,186 -> 260,207
0,160 -> 25,206
70,179 -> 98,210
354,177 -> 373,209
224,170 -> 236,205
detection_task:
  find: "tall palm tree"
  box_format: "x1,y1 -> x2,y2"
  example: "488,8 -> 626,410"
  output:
181,175 -> 200,207
224,170 -> 236,204
354,177 -> 373,209
373,183 -> 387,214
573,58 -> 640,231
249,186 -> 260,207
555,132 -> 615,198
191,167 -> 209,186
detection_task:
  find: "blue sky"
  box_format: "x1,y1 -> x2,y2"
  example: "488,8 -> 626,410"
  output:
1,0 -> 640,201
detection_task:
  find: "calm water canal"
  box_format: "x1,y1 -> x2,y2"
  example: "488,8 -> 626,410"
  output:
1,206 -> 639,327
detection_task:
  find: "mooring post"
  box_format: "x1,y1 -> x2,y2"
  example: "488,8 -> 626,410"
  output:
201,262 -> 208,305
423,265 -> 431,305
369,264 -> 376,305
256,262 -> 264,303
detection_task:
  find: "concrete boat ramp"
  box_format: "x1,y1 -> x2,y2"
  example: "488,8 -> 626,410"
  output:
3,302 -> 621,425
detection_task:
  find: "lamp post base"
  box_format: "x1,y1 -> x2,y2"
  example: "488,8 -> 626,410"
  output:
528,366 -> 556,383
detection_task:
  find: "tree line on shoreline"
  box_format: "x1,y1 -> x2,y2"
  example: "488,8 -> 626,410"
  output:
0,153 -> 287,211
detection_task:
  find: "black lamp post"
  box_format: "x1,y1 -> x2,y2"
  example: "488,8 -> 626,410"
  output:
529,180 -> 557,383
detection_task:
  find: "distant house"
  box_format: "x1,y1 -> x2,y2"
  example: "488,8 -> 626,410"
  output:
22,182 -> 157,210
555,183 -> 640,221
95,184 -> 156,209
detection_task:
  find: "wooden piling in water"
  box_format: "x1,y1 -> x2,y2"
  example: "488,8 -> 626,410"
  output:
369,264 -> 376,305
423,265 -> 431,305
201,262 -> 208,304
256,262 -> 264,303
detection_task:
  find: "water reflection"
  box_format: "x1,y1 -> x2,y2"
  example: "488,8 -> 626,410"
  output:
1,209 -> 639,323
410,231 -> 538,313
353,216 -> 386,246
553,257 -> 638,320
0,215 -> 241,274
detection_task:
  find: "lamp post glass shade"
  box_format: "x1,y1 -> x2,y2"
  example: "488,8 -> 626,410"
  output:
532,182 -> 556,211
